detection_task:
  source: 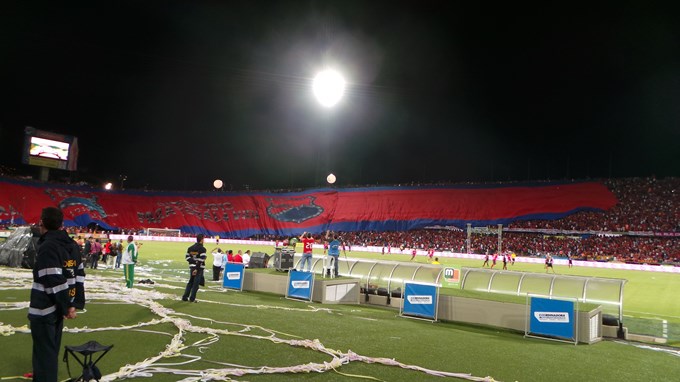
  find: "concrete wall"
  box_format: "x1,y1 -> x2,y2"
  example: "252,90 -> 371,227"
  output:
243,271 -> 360,304
242,271 -> 602,344
366,293 -> 601,344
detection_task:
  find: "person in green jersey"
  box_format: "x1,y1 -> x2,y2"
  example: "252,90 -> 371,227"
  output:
121,235 -> 138,288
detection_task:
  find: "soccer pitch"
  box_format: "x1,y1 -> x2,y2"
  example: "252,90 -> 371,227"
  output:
1,241 -> 678,381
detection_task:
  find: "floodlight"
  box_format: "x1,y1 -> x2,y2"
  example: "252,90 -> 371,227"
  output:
104,183 -> 113,190
213,179 -> 223,189
313,69 -> 345,107
327,173 -> 336,184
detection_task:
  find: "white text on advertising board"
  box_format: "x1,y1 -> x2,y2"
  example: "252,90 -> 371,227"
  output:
534,312 -> 570,323
226,272 -> 241,280
291,281 -> 310,289
407,295 -> 432,304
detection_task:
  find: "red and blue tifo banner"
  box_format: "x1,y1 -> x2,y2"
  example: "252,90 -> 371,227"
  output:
0,177 -> 617,237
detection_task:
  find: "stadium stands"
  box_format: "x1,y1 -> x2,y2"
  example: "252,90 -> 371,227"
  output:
2,177 -> 677,265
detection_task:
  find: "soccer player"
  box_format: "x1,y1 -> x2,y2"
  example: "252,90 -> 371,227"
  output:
482,251 -> 490,267
545,254 -> 555,273
491,252 -> 498,269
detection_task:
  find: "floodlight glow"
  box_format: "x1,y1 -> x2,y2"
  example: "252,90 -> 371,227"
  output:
313,69 -> 345,107
327,173 -> 336,184
104,183 -> 113,190
213,179 -> 223,189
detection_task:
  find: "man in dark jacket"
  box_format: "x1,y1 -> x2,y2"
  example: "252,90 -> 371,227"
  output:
29,207 -> 86,382
181,234 -> 206,302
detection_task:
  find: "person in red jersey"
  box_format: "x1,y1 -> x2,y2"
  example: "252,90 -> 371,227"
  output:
299,232 -> 314,272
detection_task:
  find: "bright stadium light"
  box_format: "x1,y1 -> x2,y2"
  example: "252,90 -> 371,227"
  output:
213,179 -> 223,189
326,173 -> 336,184
104,182 -> 113,190
313,69 -> 345,107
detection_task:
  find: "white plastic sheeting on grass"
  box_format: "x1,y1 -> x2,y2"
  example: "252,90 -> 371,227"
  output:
0,267 -> 496,381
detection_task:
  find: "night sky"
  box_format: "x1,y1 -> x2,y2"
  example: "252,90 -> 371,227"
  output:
1,1 -> 678,191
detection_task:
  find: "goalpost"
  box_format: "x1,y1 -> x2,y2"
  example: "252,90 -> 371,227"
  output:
466,223 -> 502,254
146,228 -> 181,237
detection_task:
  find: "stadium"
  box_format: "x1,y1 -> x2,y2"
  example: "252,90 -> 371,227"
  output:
2,2 -> 679,381
0,175 -> 679,381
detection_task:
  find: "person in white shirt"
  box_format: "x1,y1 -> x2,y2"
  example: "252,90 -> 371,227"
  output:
242,250 -> 251,268
211,248 -> 225,281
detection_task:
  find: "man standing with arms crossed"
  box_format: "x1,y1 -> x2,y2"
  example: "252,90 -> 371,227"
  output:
29,207 -> 86,382
182,234 -> 207,302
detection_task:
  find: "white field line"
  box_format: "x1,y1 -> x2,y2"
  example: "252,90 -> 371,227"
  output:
624,310 -> 680,320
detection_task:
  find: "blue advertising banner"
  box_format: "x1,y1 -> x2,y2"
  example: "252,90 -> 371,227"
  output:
529,297 -> 575,340
402,282 -> 438,321
287,270 -> 314,301
222,262 -> 245,291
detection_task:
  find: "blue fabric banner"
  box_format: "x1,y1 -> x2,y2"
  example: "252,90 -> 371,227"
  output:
287,270 -> 314,301
222,262 -> 245,290
529,297 -> 575,340
402,282 -> 438,320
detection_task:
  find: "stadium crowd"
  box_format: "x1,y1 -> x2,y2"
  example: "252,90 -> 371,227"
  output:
333,229 -> 679,265
509,177 -> 679,233
2,177 -> 678,265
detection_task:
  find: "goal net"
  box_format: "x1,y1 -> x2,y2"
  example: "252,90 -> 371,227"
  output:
466,223 -> 503,254
146,228 -> 181,237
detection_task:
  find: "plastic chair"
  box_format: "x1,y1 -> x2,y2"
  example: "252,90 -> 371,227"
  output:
322,255 -> 336,278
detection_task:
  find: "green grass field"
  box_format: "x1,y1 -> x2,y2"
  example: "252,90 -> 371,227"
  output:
1,241 -> 679,381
